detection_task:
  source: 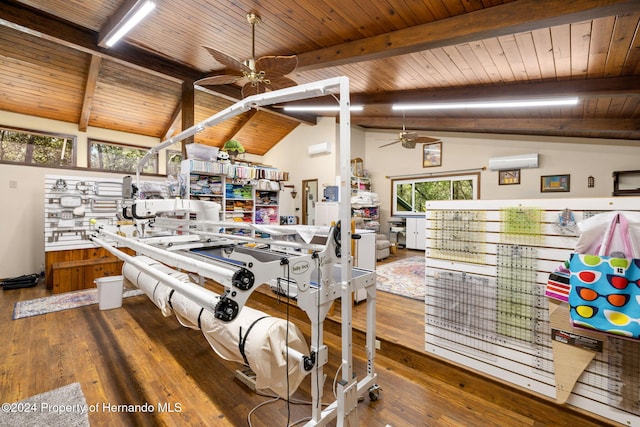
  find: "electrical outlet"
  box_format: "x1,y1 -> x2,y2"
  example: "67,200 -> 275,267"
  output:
375,339 -> 381,350
9,180 -> 17,189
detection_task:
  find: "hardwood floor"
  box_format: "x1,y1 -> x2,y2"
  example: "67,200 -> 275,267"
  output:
0,249 -> 615,426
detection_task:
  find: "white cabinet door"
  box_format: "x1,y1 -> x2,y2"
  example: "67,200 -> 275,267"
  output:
315,202 -> 339,226
405,217 -> 426,250
355,231 -> 375,270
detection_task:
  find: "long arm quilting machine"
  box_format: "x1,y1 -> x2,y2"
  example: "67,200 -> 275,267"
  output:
89,77 -> 380,426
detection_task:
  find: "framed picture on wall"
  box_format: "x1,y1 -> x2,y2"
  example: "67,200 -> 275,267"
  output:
498,169 -> 520,185
541,174 -> 570,192
423,142 -> 442,168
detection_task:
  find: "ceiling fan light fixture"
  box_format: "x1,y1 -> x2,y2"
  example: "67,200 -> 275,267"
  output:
101,0 -> 156,48
392,97 -> 579,111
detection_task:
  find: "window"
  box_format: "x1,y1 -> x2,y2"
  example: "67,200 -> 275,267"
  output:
166,149 -> 183,177
89,139 -> 157,174
392,173 -> 479,215
0,126 -> 75,167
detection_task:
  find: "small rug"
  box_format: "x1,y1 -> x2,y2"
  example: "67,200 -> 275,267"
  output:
0,382 -> 89,427
13,288 -> 144,320
376,256 -> 425,300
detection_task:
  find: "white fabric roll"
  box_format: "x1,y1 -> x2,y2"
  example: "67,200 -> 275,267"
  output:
122,257 -> 188,317
123,256 -> 309,398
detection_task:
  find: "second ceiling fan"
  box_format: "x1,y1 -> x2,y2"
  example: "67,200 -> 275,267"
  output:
196,13 -> 298,98
379,113 -> 441,149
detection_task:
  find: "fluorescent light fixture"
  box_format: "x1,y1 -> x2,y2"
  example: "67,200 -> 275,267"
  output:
392,97 -> 579,111
102,0 -> 156,48
283,105 -> 364,112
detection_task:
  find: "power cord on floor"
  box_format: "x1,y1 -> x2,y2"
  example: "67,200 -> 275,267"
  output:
246,388 -> 333,427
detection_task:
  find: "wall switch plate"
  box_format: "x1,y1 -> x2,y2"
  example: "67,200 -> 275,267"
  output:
9,180 -> 17,189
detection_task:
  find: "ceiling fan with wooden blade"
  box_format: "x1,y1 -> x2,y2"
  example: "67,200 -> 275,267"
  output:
196,13 -> 298,98
379,113 -> 440,148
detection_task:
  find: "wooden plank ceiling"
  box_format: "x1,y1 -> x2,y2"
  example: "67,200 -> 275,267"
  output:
0,0 -> 638,156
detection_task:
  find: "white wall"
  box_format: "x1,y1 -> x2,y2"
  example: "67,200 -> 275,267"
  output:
0,111 -> 164,278
2,108 -> 639,277
262,116 -> 339,221
364,129 -> 640,230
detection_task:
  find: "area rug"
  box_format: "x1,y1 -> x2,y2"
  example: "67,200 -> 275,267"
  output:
13,288 -> 144,320
0,383 -> 89,427
376,256 -> 425,300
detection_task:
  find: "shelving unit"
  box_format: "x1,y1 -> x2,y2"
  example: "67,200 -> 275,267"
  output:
181,159 -> 285,235
225,183 -> 254,233
351,205 -> 379,230
350,176 -> 371,194
255,190 -> 279,225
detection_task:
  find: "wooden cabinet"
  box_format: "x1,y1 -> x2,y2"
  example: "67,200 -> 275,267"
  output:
45,247 -> 132,294
52,258 -> 123,294
405,217 -> 426,250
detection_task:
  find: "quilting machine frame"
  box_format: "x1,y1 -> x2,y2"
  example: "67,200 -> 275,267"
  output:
89,77 -> 380,426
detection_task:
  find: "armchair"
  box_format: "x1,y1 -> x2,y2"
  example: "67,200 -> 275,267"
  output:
375,233 -> 391,261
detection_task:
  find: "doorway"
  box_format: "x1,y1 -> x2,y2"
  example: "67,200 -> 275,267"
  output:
301,179 -> 318,225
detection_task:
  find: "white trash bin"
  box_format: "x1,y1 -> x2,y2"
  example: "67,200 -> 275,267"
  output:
95,275 -> 124,310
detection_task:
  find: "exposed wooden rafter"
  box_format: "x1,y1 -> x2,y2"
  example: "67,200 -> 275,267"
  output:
352,116 -> 640,142
0,0 -> 638,147
0,0 -> 198,83
296,0 -> 640,71
78,55 -> 102,132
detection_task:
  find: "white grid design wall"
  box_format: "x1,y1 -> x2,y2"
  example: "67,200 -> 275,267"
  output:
424,197 -> 640,426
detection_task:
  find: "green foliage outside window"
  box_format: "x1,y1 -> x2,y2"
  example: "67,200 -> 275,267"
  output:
393,175 -> 477,215
89,140 -> 157,174
0,127 -> 74,167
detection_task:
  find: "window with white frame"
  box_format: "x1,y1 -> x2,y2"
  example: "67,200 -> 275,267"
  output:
392,173 -> 479,215
0,126 -> 75,167
89,139 -> 157,174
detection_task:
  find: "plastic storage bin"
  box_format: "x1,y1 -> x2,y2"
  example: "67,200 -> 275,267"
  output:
95,275 -> 124,310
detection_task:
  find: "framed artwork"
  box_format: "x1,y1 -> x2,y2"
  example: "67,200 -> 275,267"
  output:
499,169 -> 520,185
541,174 -> 570,192
423,142 -> 442,168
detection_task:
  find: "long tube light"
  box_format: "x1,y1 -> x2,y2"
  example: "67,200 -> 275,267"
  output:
283,105 -> 363,112
103,1 -> 156,47
392,97 -> 579,111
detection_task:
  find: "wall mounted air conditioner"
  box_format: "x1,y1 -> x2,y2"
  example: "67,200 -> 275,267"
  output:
488,153 -> 539,171
308,141 -> 331,156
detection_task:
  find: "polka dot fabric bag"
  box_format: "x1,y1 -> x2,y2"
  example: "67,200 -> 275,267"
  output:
568,212 -> 640,339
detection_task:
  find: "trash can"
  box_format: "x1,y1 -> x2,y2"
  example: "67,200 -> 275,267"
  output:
389,243 -> 398,255
95,275 -> 124,310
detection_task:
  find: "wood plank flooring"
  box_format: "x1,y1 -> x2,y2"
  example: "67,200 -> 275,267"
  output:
0,249 -> 616,426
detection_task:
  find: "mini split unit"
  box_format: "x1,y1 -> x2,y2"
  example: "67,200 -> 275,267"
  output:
308,142 -> 331,155
488,153 -> 539,171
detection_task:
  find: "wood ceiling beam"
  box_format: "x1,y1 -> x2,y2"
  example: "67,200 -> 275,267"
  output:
352,116 -> 640,139
286,77 -> 640,108
222,110 -> 257,144
296,0 -> 640,71
97,0 -> 147,48
78,55 -> 102,132
0,0 -> 200,83
182,80 -> 195,147
0,1 -> 312,128
162,104 -> 182,141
